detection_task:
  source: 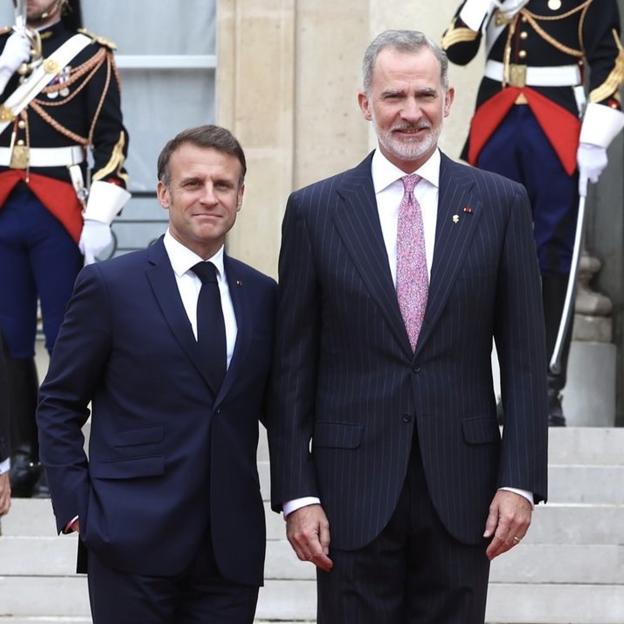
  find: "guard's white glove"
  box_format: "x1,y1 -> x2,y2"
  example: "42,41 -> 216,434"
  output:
0,31 -> 30,93
577,142 -> 608,197
79,219 -> 113,265
459,0 -> 496,31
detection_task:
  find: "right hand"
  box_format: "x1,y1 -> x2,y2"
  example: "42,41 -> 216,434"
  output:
286,504 -> 333,572
0,472 -> 11,516
0,31 -> 31,75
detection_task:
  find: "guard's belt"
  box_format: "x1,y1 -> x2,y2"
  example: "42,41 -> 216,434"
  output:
0,145 -> 84,167
485,60 -> 581,88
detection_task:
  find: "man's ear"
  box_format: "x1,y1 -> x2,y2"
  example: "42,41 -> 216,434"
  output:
237,184 -> 245,211
358,91 -> 373,121
444,87 -> 455,118
156,180 -> 170,209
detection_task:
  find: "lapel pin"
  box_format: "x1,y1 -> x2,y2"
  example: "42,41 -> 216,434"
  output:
463,206 -> 473,214
452,215 -> 459,224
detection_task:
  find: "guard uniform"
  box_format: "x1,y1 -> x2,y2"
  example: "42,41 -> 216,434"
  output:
442,0 -> 624,424
0,18 -> 128,494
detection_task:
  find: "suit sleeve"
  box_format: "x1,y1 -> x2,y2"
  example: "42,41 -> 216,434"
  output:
0,335 -> 10,466
37,264 -> 113,533
268,193 -> 321,512
493,184 -> 548,504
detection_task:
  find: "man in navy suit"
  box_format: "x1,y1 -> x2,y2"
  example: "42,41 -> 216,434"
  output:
269,30 -> 548,623
0,336 -> 10,516
37,125 -> 276,623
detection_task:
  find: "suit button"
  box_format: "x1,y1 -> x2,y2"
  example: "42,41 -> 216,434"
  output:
402,415 -> 412,423
215,408 -> 222,415
412,366 -> 421,374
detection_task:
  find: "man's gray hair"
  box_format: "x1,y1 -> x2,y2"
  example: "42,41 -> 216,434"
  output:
362,30 -> 449,93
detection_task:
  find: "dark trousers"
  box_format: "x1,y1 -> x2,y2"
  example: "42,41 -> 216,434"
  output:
87,534 -> 259,624
0,183 -> 82,358
477,105 -> 577,276
317,443 -> 490,624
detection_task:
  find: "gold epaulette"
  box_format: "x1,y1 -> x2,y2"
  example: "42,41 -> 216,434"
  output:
441,17 -> 479,50
77,28 -> 117,51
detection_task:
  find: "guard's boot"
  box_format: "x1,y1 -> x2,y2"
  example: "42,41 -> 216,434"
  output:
5,356 -> 41,497
542,273 -> 571,427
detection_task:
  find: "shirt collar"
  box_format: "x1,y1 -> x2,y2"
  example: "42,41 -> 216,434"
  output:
371,147 -> 441,194
163,230 -> 225,279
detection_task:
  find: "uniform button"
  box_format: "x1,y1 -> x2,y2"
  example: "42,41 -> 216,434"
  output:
520,31 -> 528,39
518,50 -> 527,59
17,120 -> 26,129
402,415 -> 412,423
16,139 -> 24,146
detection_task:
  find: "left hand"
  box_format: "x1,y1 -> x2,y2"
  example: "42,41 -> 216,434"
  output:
577,142 -> 608,197
483,490 -> 532,560
79,219 -> 113,265
0,472 -> 11,516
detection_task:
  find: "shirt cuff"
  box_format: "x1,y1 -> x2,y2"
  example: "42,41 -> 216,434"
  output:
499,487 -> 534,508
282,496 -> 321,518
0,457 -> 10,475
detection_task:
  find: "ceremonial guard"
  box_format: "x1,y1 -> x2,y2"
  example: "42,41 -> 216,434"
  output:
442,0 -> 624,425
0,0 -> 129,496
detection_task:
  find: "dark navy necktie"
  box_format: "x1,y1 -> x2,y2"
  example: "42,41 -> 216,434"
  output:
191,261 -> 226,392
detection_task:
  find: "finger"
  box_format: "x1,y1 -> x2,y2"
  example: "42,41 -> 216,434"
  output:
483,504 -> 499,538
578,174 -> 588,197
486,535 -> 513,560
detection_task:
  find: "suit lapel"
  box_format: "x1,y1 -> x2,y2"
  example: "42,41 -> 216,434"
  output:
333,153 -> 413,357
415,154 -> 481,357
214,255 -> 250,406
145,238 -> 218,396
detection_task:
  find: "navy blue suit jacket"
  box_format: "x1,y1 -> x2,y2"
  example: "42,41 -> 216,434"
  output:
269,151 -> 548,551
37,238 -> 276,586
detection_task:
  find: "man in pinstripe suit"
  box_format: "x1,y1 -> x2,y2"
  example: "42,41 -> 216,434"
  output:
269,30 -> 548,623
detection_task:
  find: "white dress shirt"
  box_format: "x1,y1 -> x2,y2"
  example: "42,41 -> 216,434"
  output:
0,458 -> 9,475
163,230 -> 237,367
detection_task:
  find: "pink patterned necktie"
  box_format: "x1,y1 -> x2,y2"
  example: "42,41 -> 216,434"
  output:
396,174 -> 428,352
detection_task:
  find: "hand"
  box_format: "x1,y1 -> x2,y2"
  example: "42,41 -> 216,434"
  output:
483,490 -> 532,560
70,519 -> 80,533
577,142 -> 608,197
286,504 -> 333,572
0,472 -> 11,516
0,31 -> 31,74
79,219 -> 113,265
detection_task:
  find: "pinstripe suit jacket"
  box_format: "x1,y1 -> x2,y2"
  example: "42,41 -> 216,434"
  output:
269,151 -> 548,551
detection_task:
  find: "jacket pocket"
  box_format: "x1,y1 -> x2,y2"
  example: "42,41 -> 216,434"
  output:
90,456 -> 165,479
113,426 -> 164,448
462,416 -> 500,445
313,422 -> 363,449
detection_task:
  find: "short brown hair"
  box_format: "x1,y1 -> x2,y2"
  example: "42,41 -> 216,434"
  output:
157,124 -> 247,186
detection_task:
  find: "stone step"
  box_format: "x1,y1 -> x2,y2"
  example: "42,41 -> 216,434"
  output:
547,427 -> 624,465
3,533 -> 621,585
4,499 -> 623,546
3,576 -> 621,623
547,465 -> 624,504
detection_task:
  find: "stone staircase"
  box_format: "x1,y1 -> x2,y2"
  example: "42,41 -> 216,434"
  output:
0,427 -> 622,623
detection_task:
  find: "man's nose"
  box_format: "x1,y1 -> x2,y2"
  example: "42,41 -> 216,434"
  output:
199,183 -> 218,204
401,98 -> 421,121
